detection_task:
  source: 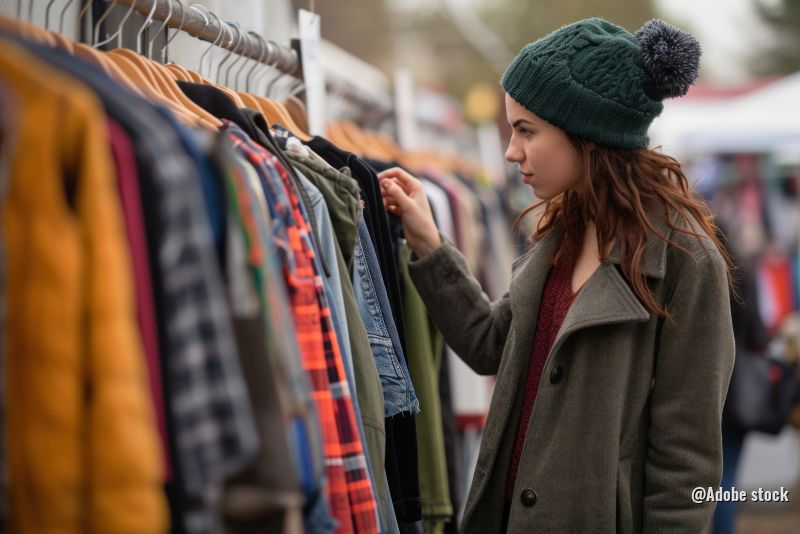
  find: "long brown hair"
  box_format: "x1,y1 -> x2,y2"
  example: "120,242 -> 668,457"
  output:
513,138 -> 737,324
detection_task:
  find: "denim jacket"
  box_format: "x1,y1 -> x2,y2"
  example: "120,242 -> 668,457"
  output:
352,218 -> 419,417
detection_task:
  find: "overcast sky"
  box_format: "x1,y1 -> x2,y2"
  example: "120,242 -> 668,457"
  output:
654,0 -> 777,83
389,0 -> 777,84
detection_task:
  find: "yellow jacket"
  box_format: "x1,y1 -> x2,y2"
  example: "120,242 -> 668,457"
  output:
0,41 -> 167,533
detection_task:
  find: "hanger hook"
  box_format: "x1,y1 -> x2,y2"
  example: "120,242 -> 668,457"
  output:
165,0 -> 187,63
78,0 -> 92,29
216,21 -> 241,84
44,0 -> 58,29
265,44 -> 289,98
58,0 -> 77,35
135,0 -> 158,55
246,32 -> 268,93
195,6 -> 224,78
166,0 -> 187,45
146,0 -> 172,59
225,27 -> 250,89
238,31 -> 265,91
253,40 -> 273,92
94,0 -> 137,49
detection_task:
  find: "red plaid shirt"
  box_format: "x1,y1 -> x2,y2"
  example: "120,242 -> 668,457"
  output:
227,125 -> 379,534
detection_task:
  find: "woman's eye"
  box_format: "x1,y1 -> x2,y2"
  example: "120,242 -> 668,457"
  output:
517,128 -> 532,137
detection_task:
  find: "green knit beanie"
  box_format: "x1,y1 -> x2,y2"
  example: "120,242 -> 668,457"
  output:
501,18 -> 702,149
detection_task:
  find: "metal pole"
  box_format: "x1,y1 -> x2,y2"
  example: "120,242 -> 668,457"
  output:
114,0 -> 300,76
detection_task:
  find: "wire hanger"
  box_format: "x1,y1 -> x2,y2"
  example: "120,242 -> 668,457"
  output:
196,5 -> 223,79
164,0 -> 187,62
225,30 -> 250,90
135,0 -> 158,55
58,0 -> 77,35
44,0 -> 58,29
141,0 -> 174,59
215,21 -> 242,85
93,0 -> 136,49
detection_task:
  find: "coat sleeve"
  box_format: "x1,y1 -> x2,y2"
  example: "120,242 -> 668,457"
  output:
407,233 -> 512,375
643,246 -> 735,532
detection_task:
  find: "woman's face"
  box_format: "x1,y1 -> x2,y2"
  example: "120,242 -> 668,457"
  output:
504,93 -> 584,200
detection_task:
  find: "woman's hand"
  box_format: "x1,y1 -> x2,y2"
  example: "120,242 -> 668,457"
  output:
378,167 -> 442,258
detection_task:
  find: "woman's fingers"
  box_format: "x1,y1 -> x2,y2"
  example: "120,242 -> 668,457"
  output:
380,178 -> 411,210
378,167 -> 420,192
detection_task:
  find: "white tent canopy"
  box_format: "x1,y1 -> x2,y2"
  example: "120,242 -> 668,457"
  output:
649,72 -> 800,161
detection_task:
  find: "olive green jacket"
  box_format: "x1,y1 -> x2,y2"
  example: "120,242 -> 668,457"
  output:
407,212 -> 735,533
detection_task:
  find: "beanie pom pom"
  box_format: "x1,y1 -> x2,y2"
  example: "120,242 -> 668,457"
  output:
634,19 -> 701,100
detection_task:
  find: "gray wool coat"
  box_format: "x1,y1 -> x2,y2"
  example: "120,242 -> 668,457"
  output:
407,211 -> 735,534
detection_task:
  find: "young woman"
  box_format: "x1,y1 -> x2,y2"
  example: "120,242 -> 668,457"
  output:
378,17 -> 736,534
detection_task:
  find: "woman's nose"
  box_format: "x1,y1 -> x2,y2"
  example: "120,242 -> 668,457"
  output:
505,143 -> 523,164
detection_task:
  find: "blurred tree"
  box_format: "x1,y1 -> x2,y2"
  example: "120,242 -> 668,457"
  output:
750,0 -> 800,75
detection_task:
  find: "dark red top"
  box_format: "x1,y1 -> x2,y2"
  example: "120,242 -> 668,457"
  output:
505,257 -> 581,502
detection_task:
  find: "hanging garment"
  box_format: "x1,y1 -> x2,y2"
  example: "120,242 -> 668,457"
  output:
399,243 -> 453,532
353,219 -> 419,417
227,123 -> 379,534
215,138 -> 327,511
0,40 -> 168,533
305,138 -> 409,359
0,79 -> 11,534
107,118 -> 170,477
7,36 -> 263,532
217,145 -> 309,534
280,148 -> 397,534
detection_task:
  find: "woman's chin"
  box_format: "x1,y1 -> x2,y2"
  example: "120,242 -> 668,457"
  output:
530,184 -> 551,200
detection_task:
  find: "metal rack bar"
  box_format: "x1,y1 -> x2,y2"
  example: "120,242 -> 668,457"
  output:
112,0 -> 300,76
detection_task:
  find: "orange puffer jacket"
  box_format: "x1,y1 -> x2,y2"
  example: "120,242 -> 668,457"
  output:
0,39 -> 167,533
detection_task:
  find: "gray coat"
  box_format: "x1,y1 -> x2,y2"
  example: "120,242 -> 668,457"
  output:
407,211 -> 735,533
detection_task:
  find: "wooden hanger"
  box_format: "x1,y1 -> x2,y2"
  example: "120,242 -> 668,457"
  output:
105,51 -> 200,126
338,120 -> 393,161
0,13 -> 56,46
326,121 -> 362,154
166,63 -> 194,82
110,48 -> 221,128
284,95 -> 310,134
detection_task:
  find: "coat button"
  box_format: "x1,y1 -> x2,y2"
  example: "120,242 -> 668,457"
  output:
520,488 -> 537,507
550,365 -> 564,384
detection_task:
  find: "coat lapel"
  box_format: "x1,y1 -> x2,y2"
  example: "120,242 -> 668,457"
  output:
510,211 -> 673,362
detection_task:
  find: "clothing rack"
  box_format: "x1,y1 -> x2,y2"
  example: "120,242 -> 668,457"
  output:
112,0 -> 301,76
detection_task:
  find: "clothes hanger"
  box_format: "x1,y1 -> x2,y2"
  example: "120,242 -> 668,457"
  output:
90,1 -> 199,126
237,33 -> 271,113
186,10 -> 245,107
164,3 -> 208,83
58,0 -> 77,35
110,0 -> 220,128
214,21 -> 241,86
248,58 -> 312,140
93,0 -> 137,49
284,93 -> 310,135
145,0 -> 172,60
326,121 -> 363,154
2,4 -> 57,46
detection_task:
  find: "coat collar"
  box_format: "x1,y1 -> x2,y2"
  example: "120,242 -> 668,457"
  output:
509,211 -> 674,365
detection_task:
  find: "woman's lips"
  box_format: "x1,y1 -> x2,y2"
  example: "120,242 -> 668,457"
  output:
520,172 -> 534,183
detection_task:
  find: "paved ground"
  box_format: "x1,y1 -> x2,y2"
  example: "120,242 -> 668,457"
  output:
711,482 -> 800,533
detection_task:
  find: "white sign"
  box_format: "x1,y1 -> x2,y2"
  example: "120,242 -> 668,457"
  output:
298,9 -> 325,136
